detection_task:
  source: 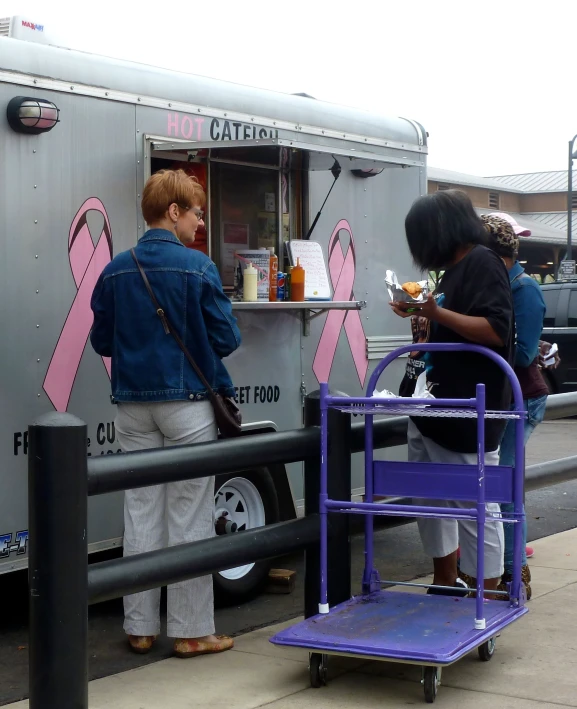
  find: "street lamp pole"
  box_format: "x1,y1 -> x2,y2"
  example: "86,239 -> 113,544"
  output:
567,134 -> 577,261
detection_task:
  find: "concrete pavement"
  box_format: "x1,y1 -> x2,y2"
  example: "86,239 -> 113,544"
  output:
11,527 -> 577,708
2,420 -> 575,706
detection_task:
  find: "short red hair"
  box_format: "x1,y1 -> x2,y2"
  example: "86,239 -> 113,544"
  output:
141,169 -> 206,224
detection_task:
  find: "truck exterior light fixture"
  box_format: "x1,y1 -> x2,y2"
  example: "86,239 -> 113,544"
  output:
7,96 -> 60,134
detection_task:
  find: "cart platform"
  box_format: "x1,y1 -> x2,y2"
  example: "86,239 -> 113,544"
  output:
271,590 -> 528,665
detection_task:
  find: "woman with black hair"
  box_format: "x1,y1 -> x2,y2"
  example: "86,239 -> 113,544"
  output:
390,190 -> 514,596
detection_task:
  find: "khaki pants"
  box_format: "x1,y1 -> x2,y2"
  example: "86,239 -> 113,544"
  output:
116,400 -> 216,638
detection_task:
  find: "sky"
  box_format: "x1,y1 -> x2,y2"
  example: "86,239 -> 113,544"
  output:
2,0 -> 575,177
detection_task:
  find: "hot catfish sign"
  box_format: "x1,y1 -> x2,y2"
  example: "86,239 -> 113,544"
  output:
167,112 -> 279,142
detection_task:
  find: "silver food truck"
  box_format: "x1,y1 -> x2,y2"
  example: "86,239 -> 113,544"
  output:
0,29 -> 427,600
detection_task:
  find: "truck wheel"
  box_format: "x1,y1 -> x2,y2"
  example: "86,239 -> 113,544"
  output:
213,469 -> 280,604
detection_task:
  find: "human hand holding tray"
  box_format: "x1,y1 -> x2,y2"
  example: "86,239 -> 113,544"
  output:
385,269 -> 429,304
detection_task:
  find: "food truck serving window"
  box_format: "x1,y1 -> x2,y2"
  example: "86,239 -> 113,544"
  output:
210,161 -> 283,287
149,137 -> 401,288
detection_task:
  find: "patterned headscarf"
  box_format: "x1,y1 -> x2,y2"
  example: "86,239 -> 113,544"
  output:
480,214 -> 519,257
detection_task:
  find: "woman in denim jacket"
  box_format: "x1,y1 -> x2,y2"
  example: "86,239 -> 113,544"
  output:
481,213 -> 548,601
90,170 -> 241,658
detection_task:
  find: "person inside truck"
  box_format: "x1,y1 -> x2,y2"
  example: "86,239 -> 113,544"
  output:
476,213 -> 548,601
390,189 -> 514,597
90,169 -> 241,658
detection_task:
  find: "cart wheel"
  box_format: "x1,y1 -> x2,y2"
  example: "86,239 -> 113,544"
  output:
309,653 -> 328,688
478,637 -> 496,662
423,667 -> 440,703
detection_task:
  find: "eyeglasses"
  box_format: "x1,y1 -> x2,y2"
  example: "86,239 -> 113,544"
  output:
175,204 -> 204,220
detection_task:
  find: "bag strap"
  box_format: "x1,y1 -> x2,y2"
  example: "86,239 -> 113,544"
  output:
130,248 -> 216,397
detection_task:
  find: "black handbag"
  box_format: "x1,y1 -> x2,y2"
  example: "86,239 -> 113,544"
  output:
130,249 -> 242,437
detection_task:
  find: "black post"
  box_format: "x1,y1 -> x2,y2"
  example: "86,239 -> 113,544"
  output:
567,136 -> 576,261
28,413 -> 88,709
304,390 -> 351,619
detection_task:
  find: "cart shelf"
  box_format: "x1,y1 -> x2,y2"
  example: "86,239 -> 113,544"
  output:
330,403 -> 524,419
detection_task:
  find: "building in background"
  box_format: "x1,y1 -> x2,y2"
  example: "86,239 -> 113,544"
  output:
428,168 -> 575,282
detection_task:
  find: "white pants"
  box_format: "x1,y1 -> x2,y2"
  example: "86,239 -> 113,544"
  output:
116,400 -> 217,638
408,420 -> 504,579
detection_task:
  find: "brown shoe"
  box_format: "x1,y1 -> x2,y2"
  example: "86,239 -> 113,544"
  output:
173,635 -> 234,659
496,565 -> 532,602
128,635 -> 157,654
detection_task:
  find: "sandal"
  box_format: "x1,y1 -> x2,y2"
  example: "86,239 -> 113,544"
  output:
174,635 -> 234,659
128,635 -> 157,654
458,571 -> 475,589
497,565 -> 532,601
463,565 -> 532,601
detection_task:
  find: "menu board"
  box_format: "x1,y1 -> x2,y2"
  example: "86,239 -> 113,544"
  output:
287,240 -> 331,301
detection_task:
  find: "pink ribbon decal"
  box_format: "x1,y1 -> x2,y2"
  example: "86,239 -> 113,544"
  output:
43,198 -> 113,412
312,219 -> 368,386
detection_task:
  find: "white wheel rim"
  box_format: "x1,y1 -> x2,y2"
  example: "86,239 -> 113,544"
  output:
215,477 -> 266,581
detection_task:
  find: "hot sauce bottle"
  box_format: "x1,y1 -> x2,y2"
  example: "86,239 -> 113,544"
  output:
290,258 -> 305,302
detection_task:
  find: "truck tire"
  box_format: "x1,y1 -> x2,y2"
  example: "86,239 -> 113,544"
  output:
213,468 -> 280,604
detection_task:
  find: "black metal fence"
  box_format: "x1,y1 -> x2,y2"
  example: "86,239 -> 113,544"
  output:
27,392 -> 577,709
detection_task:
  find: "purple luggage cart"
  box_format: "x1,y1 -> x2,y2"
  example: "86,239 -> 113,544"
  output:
270,344 -> 528,703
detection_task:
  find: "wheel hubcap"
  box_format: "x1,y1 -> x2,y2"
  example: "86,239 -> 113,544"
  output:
215,477 -> 265,581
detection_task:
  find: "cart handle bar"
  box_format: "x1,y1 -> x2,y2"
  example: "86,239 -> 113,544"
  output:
366,343 -> 524,414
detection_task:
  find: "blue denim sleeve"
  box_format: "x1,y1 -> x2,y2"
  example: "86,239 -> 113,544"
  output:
90,272 -> 114,358
513,279 -> 546,367
199,263 -> 241,358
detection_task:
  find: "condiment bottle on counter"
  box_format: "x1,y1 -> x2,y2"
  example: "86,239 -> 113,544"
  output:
242,262 -> 258,302
290,258 -> 305,302
284,267 -> 291,301
268,247 -> 278,302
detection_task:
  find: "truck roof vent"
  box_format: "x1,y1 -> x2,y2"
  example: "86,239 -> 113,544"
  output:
0,17 -> 11,37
